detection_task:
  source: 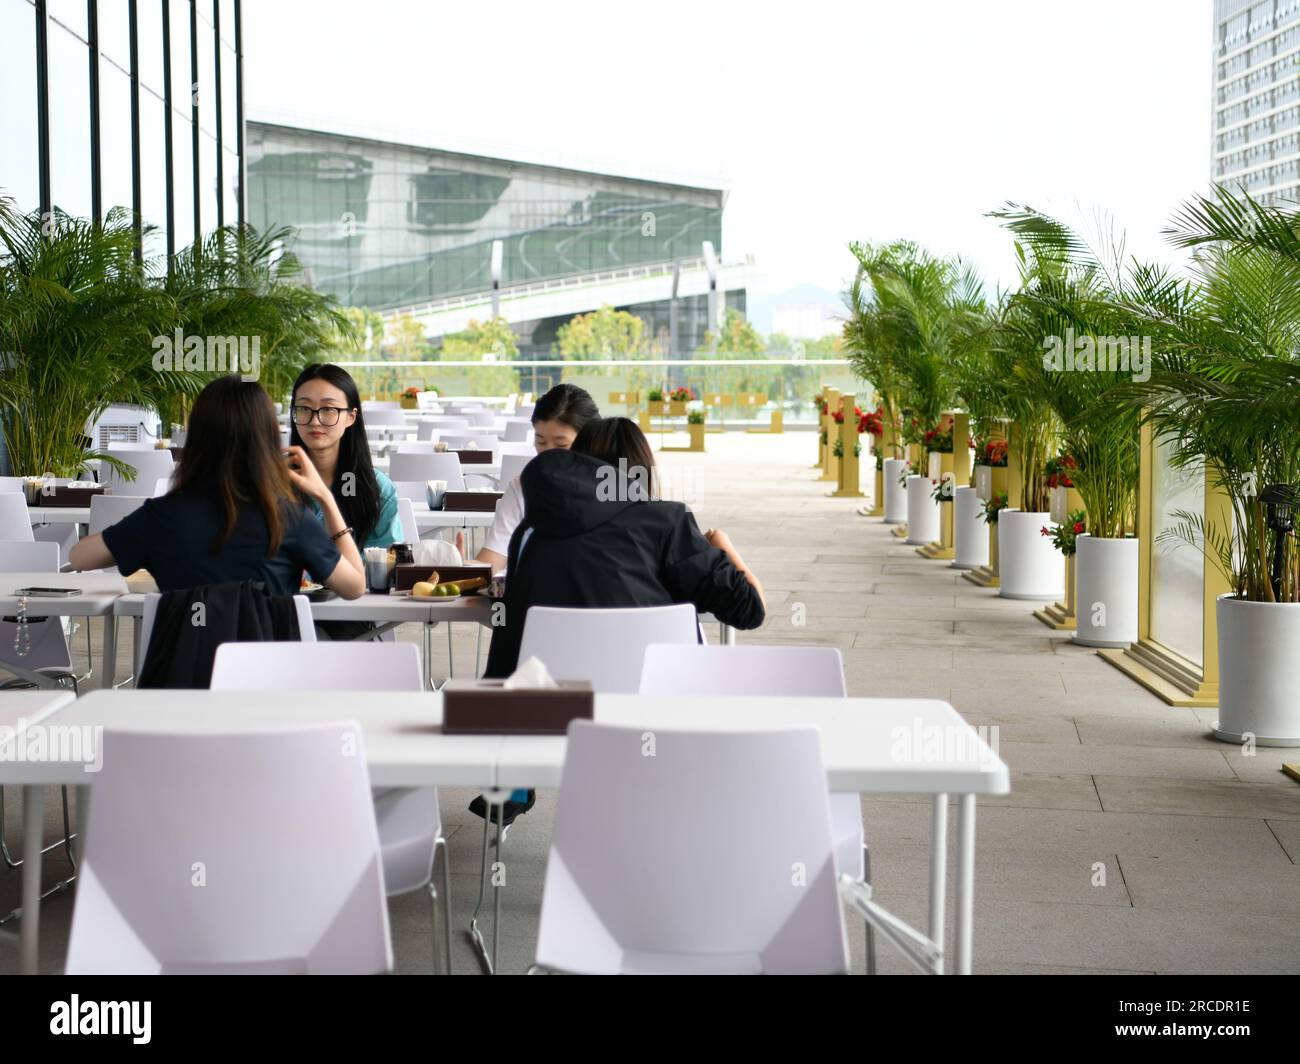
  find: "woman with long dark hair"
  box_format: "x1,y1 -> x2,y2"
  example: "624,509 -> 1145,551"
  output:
289,363 -> 402,550
70,376 -> 365,599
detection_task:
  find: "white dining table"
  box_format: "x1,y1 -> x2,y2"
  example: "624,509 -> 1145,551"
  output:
26,507 -> 92,527
0,573 -> 127,689
1,689 -> 1006,976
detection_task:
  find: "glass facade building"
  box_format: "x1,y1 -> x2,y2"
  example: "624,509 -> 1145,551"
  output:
1213,0 -> 1300,205
246,121 -> 741,354
0,0 -> 244,259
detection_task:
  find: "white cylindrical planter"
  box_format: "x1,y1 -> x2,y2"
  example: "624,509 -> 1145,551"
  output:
998,511 -> 1063,599
905,475 -> 940,545
883,458 -> 908,524
952,486 -> 988,570
1073,535 -> 1138,647
1213,596 -> 1300,747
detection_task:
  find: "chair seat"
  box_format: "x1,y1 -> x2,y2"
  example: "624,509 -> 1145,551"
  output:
372,787 -> 441,897
830,793 -> 864,880
620,948 -> 764,975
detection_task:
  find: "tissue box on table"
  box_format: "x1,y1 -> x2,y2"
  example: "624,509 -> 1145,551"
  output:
442,658 -> 593,734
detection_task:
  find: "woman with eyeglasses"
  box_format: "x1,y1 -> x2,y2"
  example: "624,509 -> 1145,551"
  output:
288,364 -> 403,638
288,364 -> 403,551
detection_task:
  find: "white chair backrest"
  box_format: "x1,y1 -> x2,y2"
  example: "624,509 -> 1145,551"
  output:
468,410 -> 496,427
102,448 -> 175,494
516,403 -> 535,418
0,540 -> 60,572
362,400 -> 400,411
502,420 -> 532,442
153,476 -> 172,497
388,480 -> 428,501
363,409 -> 407,428
440,434 -> 496,451
498,452 -> 533,488
639,645 -> 846,698
535,720 -> 847,975
420,416 -> 472,429
415,392 -> 441,410
65,724 -> 392,974
496,441 -> 534,458
395,441 -> 440,454
88,494 -> 148,536
415,420 -> 443,441
517,605 -> 698,693
211,641 -> 422,692
0,493 -> 35,542
0,476 -> 24,494
138,593 -> 315,676
388,452 -> 465,489
397,497 -> 419,543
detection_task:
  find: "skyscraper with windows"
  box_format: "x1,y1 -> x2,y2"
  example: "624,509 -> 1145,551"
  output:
1213,0 -> 1300,206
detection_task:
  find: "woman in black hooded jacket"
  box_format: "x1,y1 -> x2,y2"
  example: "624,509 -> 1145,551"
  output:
483,417 -> 766,679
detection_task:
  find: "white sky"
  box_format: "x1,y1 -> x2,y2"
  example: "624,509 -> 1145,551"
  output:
244,0 -> 1213,306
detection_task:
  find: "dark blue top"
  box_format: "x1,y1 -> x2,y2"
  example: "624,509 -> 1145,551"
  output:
101,489 -> 341,596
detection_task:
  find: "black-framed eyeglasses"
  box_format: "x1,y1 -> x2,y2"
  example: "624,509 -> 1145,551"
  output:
291,405 -> 351,427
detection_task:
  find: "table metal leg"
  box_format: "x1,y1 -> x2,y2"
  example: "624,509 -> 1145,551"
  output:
468,789 -> 509,975
721,621 -> 735,646
955,793 -> 975,975
929,793 -> 948,975
20,785 -> 44,974
102,613 -> 117,690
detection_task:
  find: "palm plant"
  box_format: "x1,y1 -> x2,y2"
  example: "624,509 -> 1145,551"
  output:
990,206 -> 1141,537
0,200 -> 183,476
1118,187 -> 1300,601
844,242 -> 909,457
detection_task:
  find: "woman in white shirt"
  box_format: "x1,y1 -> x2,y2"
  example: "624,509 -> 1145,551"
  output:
474,383 -> 600,572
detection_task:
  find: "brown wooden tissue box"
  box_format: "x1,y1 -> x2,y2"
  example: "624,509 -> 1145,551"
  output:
41,484 -> 109,507
452,449 -> 493,465
441,679 -> 594,734
441,491 -> 503,512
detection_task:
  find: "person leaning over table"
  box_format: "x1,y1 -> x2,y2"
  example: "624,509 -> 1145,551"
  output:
473,415 -> 766,827
69,375 -> 366,602
288,362 -> 403,639
469,382 -> 600,572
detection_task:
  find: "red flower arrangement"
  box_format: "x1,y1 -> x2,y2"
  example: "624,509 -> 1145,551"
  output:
402,386 -> 421,398
1045,454 -> 1077,489
859,406 -> 884,437
976,439 -> 1008,467
668,386 -> 694,402
831,404 -> 864,426
1041,511 -> 1086,556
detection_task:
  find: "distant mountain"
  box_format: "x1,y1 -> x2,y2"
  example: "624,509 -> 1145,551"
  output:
745,282 -> 849,337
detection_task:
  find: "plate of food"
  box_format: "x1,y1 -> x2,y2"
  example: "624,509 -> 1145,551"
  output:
409,575 -> 490,599
299,579 -> 335,603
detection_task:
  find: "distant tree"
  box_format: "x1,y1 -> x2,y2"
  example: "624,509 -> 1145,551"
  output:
699,308 -> 765,357
442,317 -> 520,395
382,313 -> 430,359
339,306 -> 385,357
554,305 -> 648,359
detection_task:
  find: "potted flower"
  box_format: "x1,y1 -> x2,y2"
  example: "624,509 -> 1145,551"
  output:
647,387 -> 666,416
687,409 -> 706,451
400,385 -> 421,410
668,386 -> 693,416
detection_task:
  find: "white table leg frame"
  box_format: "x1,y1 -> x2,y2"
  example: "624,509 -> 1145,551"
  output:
840,792 -> 977,975
467,788 -> 510,975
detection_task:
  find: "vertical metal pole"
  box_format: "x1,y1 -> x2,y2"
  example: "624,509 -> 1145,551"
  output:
128,0 -> 142,259
955,793 -> 975,974
88,0 -> 102,222
162,0 -> 175,260
929,793 -> 947,974
212,0 -> 223,228
35,0 -> 52,218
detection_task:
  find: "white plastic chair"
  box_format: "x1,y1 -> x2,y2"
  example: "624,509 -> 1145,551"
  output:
468,410 -> 497,427
136,592 -> 315,678
638,643 -> 874,971
0,541 -> 74,689
533,721 -> 848,974
517,604 -> 699,693
362,400 -> 401,412
152,476 -> 172,497
65,724 -> 392,974
415,392 -> 442,411
395,441 -> 440,454
209,641 -> 452,972
0,477 -> 24,494
389,452 -> 466,489
0,493 -> 35,541
88,495 -> 149,536
498,452 -> 532,489
363,408 -> 408,428
496,441 -> 534,459
440,434 -> 496,452
397,497 -> 420,544
516,403 -> 535,418
100,448 -> 175,495
502,420 -> 532,442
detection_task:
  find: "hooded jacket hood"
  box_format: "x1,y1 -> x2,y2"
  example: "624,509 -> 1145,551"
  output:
520,448 -> 651,538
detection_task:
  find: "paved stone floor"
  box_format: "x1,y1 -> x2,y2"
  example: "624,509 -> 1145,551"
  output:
4,430 -> 1299,974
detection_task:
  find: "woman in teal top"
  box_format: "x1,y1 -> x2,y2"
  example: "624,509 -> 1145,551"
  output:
289,363 -> 404,638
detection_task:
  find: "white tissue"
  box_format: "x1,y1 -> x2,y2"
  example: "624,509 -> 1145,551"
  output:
412,538 -> 463,567
503,656 -> 558,689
